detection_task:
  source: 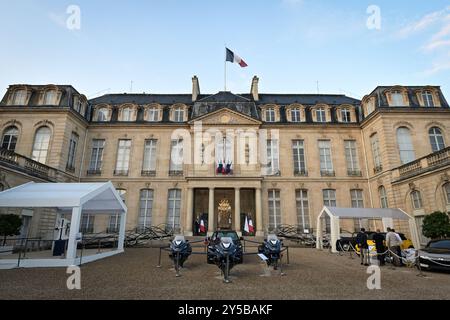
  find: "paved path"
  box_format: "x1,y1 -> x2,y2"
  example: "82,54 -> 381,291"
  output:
0,248 -> 449,300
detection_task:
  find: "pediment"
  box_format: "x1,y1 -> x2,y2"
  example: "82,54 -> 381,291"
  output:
189,108 -> 261,126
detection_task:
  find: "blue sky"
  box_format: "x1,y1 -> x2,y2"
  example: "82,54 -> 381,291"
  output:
0,0 -> 449,100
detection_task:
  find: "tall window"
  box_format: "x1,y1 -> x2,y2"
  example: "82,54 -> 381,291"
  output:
173,107 -> 185,122
170,139 -> 184,173
344,140 -> 360,175
89,139 -> 105,173
341,108 -> 351,122
80,214 -> 94,234
390,91 -> 404,106
291,108 -> 301,122
121,108 -> 133,121
12,90 -> 27,105
292,140 -> 306,175
318,140 -> 333,174
316,108 -> 326,122
97,108 -> 109,122
322,189 -> 336,233
66,132 -> 78,171
109,189 -> 126,233
43,90 -> 57,105
265,108 -> 276,122
296,190 -> 310,230
411,190 -> 423,210
143,139 -> 157,172
370,134 -> 382,171
379,186 -> 388,209
31,127 -> 51,164
138,189 -> 154,231
167,189 -> 181,231
397,127 -> 415,164
444,183 -> 450,204
266,139 -> 280,175
2,126 -> 19,151
115,140 -> 131,174
268,189 -> 281,232
146,107 -> 160,122
351,189 -> 365,230
422,91 -> 434,107
429,127 -> 445,152
216,136 -> 233,164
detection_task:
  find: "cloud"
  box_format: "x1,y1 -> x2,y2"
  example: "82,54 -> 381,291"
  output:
423,60 -> 450,76
397,6 -> 450,38
422,39 -> 450,52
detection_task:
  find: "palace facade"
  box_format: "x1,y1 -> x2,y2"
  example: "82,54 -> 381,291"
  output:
1,77 -> 449,246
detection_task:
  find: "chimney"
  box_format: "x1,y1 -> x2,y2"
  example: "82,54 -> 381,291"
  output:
251,76 -> 259,101
192,76 -> 200,101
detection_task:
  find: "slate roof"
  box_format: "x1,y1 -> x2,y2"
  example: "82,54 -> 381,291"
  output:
366,86 -> 449,108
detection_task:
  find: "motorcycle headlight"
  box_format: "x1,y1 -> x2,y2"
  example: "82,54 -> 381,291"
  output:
175,240 -> 182,246
270,240 -> 278,245
223,243 -> 231,249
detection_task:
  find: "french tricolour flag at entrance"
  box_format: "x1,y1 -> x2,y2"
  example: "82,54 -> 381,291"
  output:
226,48 -> 248,68
200,219 -> 206,233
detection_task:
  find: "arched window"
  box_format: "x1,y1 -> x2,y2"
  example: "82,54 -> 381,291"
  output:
2,126 -> 19,151
43,90 -> 58,105
429,127 -> 445,152
97,108 -> 109,122
121,107 -> 133,121
397,127 -> 415,164
290,108 -> 301,122
390,90 -> 404,106
316,108 -> 326,122
12,90 -> 27,105
378,186 -> 388,209
411,190 -> 423,210
444,183 -> 450,205
31,127 -> 51,164
422,91 -> 434,107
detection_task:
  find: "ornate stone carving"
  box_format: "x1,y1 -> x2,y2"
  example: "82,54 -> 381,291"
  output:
217,199 -> 232,230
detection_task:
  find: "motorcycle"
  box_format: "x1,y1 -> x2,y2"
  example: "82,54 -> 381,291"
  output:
208,237 -> 243,283
258,234 -> 283,269
169,236 -> 192,277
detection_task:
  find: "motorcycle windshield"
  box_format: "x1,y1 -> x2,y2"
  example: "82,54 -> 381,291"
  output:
221,237 -> 233,249
267,234 -> 279,242
173,235 -> 185,245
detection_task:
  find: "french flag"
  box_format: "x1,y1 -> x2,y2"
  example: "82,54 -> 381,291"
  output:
226,48 -> 248,68
200,219 -> 206,233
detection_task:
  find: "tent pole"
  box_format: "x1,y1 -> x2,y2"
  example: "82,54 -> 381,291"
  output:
67,206 -> 82,263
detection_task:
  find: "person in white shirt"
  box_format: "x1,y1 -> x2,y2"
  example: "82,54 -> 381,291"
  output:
386,228 -> 402,266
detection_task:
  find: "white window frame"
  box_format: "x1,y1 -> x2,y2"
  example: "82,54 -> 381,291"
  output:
121,108 -> 133,122
12,90 -> 27,105
390,91 -> 404,107
268,189 -> 281,231
32,127 -> 51,164
97,108 -> 109,122
344,140 -> 360,173
139,189 -> 154,230
173,107 -> 185,122
291,108 -> 301,122
397,127 -> 415,164
43,90 -> 57,105
429,127 -> 445,153
422,91 -> 434,107
170,139 -> 184,172
316,108 -> 326,122
167,189 -> 181,231
292,140 -> 306,174
296,189 -> 310,230
370,134 -> 382,169
411,191 -> 423,210
341,108 -> 351,123
66,132 -> 78,170
265,108 -> 276,122
143,139 -> 157,171
146,107 -> 160,122
266,139 -> 280,175
2,126 -> 19,151
89,139 -> 105,172
379,186 -> 388,209
318,140 -> 333,172
115,139 -> 132,172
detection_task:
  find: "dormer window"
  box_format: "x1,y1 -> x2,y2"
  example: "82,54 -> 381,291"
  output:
340,108 -> 351,123
173,107 -> 185,122
291,108 -> 301,122
121,107 -> 133,121
146,106 -> 161,122
390,90 -> 404,107
43,90 -> 58,105
265,108 -> 276,122
12,90 -> 27,105
367,98 -> 375,115
422,91 -> 434,107
316,108 -> 326,122
97,108 -> 109,122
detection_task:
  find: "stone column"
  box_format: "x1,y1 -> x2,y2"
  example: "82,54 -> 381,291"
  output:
185,188 -> 194,236
255,188 -> 263,237
235,188 -> 241,235
208,187 -> 215,234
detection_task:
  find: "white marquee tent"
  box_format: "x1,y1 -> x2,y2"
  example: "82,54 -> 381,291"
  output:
316,207 -> 421,253
0,182 -> 127,268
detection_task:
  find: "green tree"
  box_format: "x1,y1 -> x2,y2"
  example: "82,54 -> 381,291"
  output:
0,214 -> 22,246
422,211 -> 450,240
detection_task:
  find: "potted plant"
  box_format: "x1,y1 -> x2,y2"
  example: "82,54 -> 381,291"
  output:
0,214 -> 22,255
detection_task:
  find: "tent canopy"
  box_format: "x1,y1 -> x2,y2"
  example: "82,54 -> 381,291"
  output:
0,182 -> 127,214
321,207 -> 410,220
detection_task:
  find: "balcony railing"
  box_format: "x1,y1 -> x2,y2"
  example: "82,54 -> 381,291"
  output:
0,148 -> 64,182
114,170 -> 129,176
87,169 -> 102,176
141,170 -> 156,177
294,169 -> 308,177
169,170 -> 184,177
395,146 -> 450,180
347,170 -> 362,177
320,170 -> 335,177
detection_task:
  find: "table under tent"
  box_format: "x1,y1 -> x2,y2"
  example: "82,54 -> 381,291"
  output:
0,182 -> 127,269
316,207 -> 421,253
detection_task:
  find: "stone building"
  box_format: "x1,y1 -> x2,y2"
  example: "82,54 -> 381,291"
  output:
0,78 -> 449,246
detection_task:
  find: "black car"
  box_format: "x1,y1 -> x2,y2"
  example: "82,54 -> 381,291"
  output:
418,239 -> 450,272
207,230 -> 243,265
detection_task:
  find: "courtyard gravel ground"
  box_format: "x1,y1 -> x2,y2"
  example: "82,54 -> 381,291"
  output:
0,247 -> 449,300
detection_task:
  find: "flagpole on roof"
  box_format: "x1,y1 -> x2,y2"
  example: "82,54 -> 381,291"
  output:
224,45 -> 227,92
